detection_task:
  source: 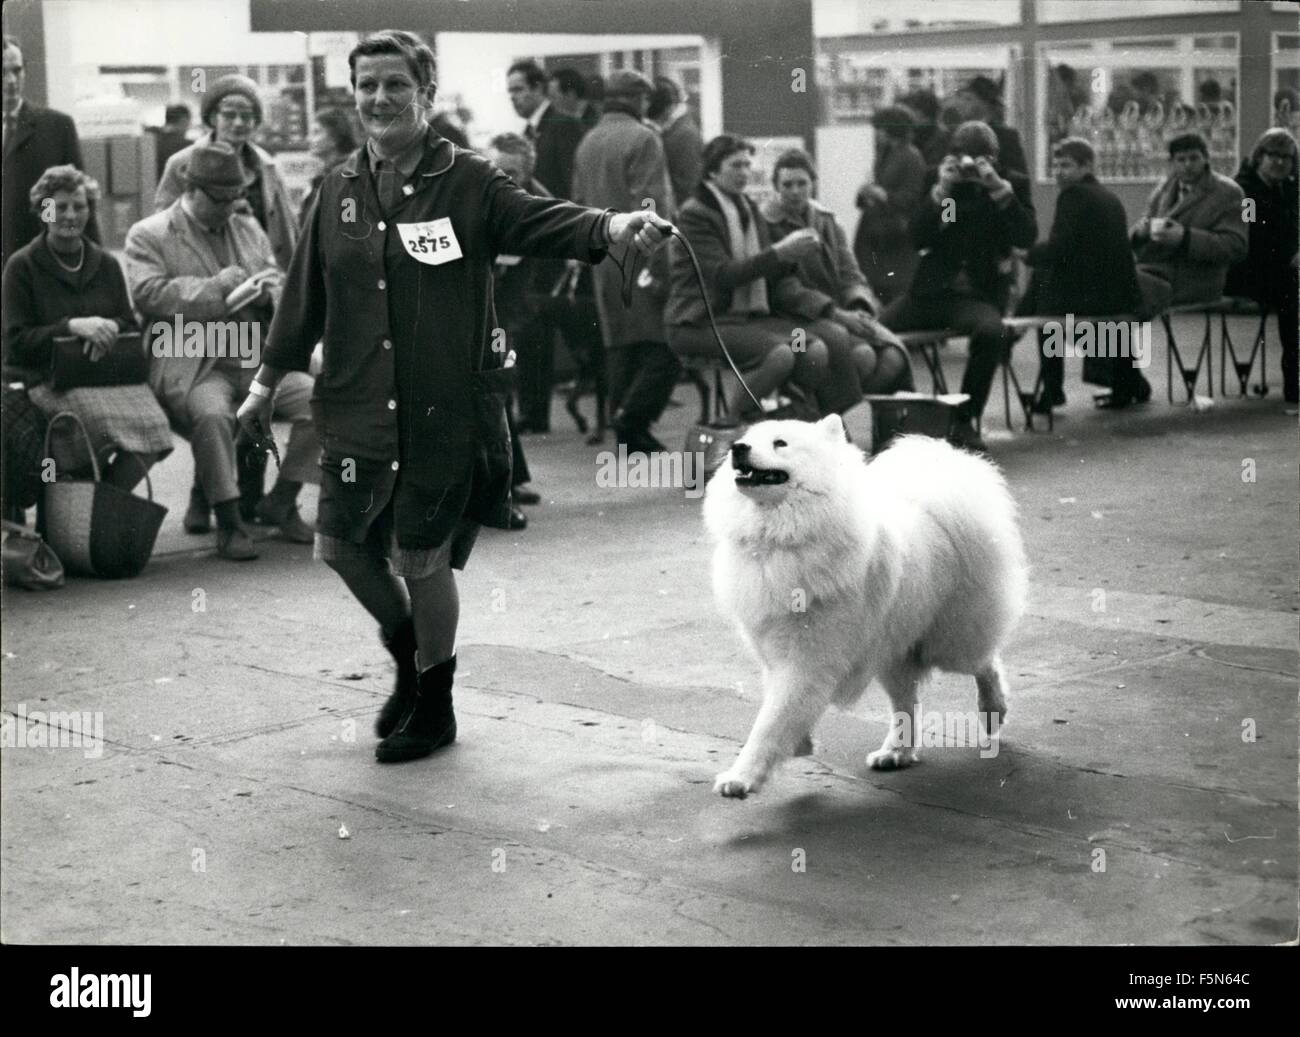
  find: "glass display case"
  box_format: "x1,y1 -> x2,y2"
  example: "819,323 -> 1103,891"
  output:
1038,34 -> 1239,181
816,45 -> 1016,125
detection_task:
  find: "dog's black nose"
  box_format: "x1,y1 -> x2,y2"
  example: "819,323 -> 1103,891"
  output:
730,442 -> 751,463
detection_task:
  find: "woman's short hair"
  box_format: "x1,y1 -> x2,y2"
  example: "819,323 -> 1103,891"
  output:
702,134 -> 755,178
771,148 -> 816,187
871,105 -> 915,141
1251,126 -> 1298,168
1052,136 -> 1095,167
29,164 -> 100,214
349,30 -> 437,89
488,132 -> 536,169
315,107 -> 358,154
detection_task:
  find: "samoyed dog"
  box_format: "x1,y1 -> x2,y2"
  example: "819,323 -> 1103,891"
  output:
702,416 -> 1028,798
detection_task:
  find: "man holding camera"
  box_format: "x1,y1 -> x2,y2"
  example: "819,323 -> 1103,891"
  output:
879,121 -> 1036,451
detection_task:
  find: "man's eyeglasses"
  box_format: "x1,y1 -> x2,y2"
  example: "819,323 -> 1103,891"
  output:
216,108 -> 257,123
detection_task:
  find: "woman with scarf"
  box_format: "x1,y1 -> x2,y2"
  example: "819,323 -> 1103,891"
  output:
665,134 -> 868,426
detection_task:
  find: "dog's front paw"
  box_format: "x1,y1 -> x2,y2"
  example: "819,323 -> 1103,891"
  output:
714,770 -> 757,798
866,747 -> 920,771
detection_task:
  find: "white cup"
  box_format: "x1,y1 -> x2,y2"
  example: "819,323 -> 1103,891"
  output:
1150,217 -> 1170,236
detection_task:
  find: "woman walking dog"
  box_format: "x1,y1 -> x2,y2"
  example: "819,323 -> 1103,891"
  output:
236,30 -> 670,763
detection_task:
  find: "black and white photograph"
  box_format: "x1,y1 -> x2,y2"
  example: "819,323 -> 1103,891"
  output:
0,0 -> 1296,981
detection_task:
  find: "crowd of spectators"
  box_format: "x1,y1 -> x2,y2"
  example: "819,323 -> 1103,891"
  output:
1,32 -> 1295,579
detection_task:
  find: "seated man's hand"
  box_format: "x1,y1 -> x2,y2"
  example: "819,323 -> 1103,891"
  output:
607,210 -> 673,257
1149,218 -> 1185,246
216,265 -> 251,293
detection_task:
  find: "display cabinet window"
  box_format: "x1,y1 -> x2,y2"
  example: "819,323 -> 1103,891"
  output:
1037,0 -> 1238,23
816,45 -> 1016,125
1276,33 -> 1300,137
1039,35 -> 1239,182
814,0 -> 1019,37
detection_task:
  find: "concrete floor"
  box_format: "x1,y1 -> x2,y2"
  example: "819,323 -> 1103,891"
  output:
2,318 -> 1296,945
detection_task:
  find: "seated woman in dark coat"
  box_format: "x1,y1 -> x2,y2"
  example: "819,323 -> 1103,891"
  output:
665,134 -> 867,423
1,165 -> 172,489
1226,128 -> 1298,407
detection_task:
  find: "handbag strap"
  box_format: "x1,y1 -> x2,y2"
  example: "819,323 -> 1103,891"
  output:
1,518 -> 41,540
41,410 -> 102,483
113,449 -> 157,502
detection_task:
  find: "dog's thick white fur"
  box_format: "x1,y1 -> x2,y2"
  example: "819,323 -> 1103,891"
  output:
702,416 -> 1029,798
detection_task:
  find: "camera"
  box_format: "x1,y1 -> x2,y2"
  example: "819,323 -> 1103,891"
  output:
958,155 -> 981,180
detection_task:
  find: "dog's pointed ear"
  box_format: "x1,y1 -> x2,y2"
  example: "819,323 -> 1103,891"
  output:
819,413 -> 844,439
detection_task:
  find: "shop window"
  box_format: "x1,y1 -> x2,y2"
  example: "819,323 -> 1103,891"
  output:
1039,35 -> 1239,181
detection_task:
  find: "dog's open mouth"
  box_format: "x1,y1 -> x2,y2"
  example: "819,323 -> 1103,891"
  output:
733,461 -> 789,487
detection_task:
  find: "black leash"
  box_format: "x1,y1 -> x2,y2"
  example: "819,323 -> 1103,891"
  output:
606,205 -> 764,414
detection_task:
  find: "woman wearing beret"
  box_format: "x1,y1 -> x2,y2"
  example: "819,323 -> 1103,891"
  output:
2,165 -> 171,489
237,30 -> 669,764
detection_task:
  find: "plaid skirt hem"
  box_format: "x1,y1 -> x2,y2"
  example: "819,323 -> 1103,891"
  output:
29,383 -> 173,469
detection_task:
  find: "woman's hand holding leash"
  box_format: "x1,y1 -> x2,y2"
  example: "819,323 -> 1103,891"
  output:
607,209 -> 674,257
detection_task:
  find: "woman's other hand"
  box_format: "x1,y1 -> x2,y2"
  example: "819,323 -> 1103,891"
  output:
236,391 -> 275,447
773,228 -> 820,261
69,316 -> 119,360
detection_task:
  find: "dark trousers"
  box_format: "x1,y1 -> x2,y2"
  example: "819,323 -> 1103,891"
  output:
1273,281 -> 1298,404
506,407 -> 531,487
518,289 -> 604,431
607,340 -> 681,433
880,293 -> 1005,419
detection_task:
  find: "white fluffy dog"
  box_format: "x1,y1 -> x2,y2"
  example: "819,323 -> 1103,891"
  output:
702,416 -> 1029,798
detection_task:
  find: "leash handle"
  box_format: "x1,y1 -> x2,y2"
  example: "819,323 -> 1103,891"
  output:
606,207 -> 764,414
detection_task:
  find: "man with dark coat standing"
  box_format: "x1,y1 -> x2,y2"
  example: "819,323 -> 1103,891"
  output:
649,76 -> 703,213
507,59 -> 585,200
2,36 -> 99,271
572,69 -> 680,453
1022,137 -> 1143,409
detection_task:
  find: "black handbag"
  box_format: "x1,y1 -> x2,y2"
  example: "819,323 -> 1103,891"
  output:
49,331 -> 147,391
865,393 -> 969,454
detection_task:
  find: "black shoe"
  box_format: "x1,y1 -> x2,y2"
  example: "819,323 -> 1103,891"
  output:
183,485 -> 211,534
946,420 -> 988,454
512,486 -> 541,506
375,655 -> 457,763
506,505 -> 528,530
614,423 -> 666,454
375,618 -> 418,739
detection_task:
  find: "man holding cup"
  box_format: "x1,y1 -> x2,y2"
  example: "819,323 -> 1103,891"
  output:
1130,132 -> 1247,317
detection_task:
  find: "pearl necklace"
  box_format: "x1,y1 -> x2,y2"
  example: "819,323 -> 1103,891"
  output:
49,238 -> 85,273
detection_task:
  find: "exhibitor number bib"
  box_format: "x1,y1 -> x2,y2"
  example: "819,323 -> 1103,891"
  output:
398,218 -> 464,266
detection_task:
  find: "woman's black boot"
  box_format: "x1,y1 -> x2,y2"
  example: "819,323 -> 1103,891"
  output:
375,618 -> 418,738
375,654 -> 457,763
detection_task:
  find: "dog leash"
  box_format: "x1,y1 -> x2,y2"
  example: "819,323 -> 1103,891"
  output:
607,204 -> 765,413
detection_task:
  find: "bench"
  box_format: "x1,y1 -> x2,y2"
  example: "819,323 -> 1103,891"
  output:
1161,297 -> 1273,403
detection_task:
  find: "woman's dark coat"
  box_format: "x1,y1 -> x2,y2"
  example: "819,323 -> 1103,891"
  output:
262,128 -> 609,550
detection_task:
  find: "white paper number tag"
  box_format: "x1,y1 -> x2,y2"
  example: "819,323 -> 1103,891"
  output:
398,218 -> 463,266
